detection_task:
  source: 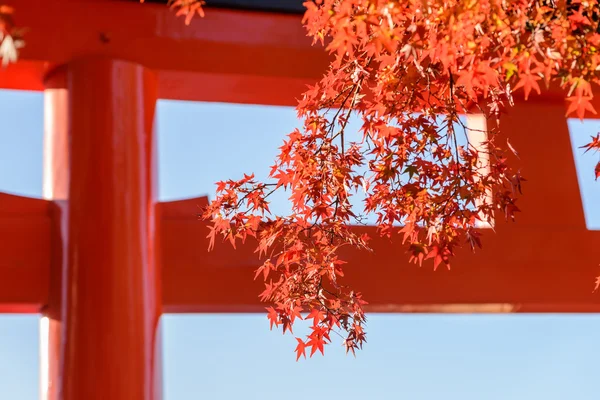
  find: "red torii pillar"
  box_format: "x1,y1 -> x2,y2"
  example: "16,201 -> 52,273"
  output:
41,58 -> 162,400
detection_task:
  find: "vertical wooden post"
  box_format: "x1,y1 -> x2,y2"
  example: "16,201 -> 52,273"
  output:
56,58 -> 162,400
497,100 -> 586,228
41,67 -> 68,400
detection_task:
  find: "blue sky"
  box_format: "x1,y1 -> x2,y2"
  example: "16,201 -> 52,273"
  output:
1,90 -> 600,399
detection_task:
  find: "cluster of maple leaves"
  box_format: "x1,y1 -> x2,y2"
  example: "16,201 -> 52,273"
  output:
4,0 -> 599,359
203,0 -> 600,360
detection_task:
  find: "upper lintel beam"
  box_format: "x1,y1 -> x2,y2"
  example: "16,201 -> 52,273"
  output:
0,0 -> 328,105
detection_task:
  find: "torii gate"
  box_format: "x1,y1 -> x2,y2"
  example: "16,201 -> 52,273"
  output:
0,0 -> 599,399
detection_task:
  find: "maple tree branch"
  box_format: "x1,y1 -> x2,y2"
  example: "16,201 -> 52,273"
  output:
203,0 -> 600,358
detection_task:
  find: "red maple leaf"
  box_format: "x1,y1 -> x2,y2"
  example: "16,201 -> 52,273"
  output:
306,308 -> 325,326
344,338 -> 357,357
425,244 -> 451,271
513,73 -> 541,101
294,338 -> 307,361
169,0 -> 205,25
266,307 -> 279,330
580,134 -> 600,154
307,335 -> 326,357
566,96 -> 597,120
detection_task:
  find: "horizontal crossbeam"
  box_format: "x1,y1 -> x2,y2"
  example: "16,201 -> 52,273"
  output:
0,0 -> 327,105
159,197 -> 600,313
0,193 -> 50,312
2,192 -> 598,314
2,0 -> 599,108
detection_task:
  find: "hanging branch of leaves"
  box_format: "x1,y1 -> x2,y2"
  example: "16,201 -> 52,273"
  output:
203,0 -> 600,360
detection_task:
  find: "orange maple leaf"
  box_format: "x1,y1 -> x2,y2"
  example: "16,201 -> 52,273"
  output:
566,96 -> 597,120
513,73 -> 541,101
294,338 -> 307,361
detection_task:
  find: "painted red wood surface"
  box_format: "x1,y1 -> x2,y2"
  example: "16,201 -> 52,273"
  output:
0,1 -> 598,399
0,192 -> 50,312
3,0 -> 600,107
59,58 -> 161,400
0,0 -> 326,105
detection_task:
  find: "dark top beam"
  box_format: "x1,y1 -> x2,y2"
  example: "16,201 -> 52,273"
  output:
140,0 -> 306,13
